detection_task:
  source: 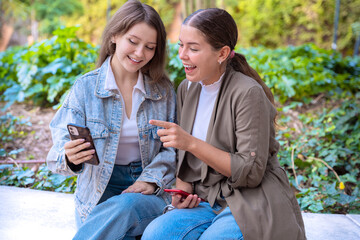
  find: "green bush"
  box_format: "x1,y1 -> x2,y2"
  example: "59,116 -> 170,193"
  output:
228,0 -> 360,55
240,44 -> 360,103
0,26 -> 98,110
277,94 -> 360,213
0,113 -> 32,158
0,164 -> 76,193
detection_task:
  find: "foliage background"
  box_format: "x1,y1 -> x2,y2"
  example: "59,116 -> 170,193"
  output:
1,0 -> 360,54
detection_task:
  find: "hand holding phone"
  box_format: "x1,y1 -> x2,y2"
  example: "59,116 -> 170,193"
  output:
66,123 -> 99,165
164,189 -> 205,202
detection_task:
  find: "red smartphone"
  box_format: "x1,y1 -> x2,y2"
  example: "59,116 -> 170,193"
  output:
164,189 -> 205,202
67,123 -> 99,165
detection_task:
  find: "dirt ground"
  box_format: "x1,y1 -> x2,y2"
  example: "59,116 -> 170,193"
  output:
0,103 -> 56,163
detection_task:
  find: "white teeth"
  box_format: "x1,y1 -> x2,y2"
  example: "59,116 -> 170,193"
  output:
129,57 -> 141,63
184,64 -> 196,68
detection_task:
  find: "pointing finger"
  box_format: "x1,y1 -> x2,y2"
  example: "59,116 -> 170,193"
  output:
149,120 -> 173,129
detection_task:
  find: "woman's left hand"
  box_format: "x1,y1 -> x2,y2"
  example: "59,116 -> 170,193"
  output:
122,181 -> 156,195
149,120 -> 194,151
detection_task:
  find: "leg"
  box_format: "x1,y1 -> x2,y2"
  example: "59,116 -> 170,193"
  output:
73,193 -> 166,240
199,207 -> 243,240
142,202 -> 216,240
98,163 -> 142,205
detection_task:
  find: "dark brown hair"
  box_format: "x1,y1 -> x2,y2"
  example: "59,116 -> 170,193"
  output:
183,8 -> 274,104
97,0 -> 169,85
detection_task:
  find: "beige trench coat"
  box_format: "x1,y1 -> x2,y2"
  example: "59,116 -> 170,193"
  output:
176,66 -> 306,240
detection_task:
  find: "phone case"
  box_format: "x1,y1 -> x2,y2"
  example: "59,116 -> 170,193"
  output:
164,189 -> 190,197
164,189 -> 206,201
67,123 -> 99,165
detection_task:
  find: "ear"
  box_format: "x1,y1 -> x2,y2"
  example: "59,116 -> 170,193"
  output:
218,45 -> 231,63
111,35 -> 116,44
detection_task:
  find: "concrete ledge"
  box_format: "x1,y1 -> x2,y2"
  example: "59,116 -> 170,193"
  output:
1,186 -> 359,239
0,186 -> 75,240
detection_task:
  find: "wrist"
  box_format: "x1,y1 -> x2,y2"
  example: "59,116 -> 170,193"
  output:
186,136 -> 198,153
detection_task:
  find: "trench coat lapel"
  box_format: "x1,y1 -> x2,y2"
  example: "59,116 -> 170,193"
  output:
201,70 -> 230,182
178,82 -> 202,167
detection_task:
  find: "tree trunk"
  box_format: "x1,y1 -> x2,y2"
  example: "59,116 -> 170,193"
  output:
30,8 -> 38,43
0,23 -> 14,51
168,2 -> 183,43
196,0 -> 202,10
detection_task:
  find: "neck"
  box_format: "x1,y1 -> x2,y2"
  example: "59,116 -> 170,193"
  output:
202,68 -> 225,86
110,56 -> 138,86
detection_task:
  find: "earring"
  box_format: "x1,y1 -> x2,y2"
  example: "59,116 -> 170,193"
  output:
218,60 -> 222,65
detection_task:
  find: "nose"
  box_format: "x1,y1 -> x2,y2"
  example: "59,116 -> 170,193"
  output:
178,47 -> 188,60
134,46 -> 145,58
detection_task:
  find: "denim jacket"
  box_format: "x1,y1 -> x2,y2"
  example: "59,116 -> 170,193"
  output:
46,58 -> 176,222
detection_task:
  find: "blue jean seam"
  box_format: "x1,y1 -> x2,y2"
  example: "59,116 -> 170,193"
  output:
179,219 -> 213,240
116,213 -> 162,240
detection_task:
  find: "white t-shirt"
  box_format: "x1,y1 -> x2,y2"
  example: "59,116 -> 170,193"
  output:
191,75 -> 224,141
104,64 -> 144,165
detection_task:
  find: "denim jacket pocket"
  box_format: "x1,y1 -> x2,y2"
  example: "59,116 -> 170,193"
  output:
85,120 -> 110,164
150,126 -> 161,140
86,120 -> 110,139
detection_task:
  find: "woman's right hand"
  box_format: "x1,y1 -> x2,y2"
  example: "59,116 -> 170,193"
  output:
172,178 -> 201,208
64,139 -> 95,165
171,192 -> 201,209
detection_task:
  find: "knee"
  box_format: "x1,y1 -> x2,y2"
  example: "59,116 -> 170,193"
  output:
142,214 -> 169,240
102,193 -> 141,217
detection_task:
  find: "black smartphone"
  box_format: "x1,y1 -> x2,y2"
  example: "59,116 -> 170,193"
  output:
67,123 -> 99,165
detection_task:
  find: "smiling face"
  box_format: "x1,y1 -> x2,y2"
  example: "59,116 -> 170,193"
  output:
111,22 -> 157,76
178,25 -> 225,85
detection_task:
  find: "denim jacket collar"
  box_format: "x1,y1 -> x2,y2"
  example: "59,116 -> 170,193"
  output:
95,57 -> 163,101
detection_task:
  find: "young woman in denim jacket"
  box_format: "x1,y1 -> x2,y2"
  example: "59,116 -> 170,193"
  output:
143,8 -> 306,240
46,1 -> 176,239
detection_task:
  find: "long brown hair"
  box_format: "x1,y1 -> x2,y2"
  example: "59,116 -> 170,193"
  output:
97,0 -> 169,85
183,8 -> 274,105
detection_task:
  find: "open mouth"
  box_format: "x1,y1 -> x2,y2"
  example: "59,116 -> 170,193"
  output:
128,56 -> 142,63
184,64 -> 196,71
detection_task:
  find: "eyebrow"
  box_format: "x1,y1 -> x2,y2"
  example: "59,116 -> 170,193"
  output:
129,34 -> 157,45
179,39 -> 200,46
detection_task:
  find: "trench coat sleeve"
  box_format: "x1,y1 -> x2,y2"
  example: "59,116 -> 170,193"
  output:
228,85 -> 272,188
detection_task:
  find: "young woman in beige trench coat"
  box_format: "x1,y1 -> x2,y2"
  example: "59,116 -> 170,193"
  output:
142,7 -> 306,240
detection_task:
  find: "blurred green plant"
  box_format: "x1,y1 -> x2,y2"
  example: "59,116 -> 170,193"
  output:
0,113 -> 32,159
166,41 -> 185,89
0,26 -> 98,110
240,44 -> 360,103
0,164 -> 76,193
227,0 -> 360,55
276,93 -> 360,213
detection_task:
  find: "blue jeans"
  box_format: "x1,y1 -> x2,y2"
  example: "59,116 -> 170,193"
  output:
73,162 -> 167,240
142,202 -> 243,240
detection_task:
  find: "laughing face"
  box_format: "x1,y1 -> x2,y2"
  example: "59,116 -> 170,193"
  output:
111,22 -> 157,76
178,25 -> 224,85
